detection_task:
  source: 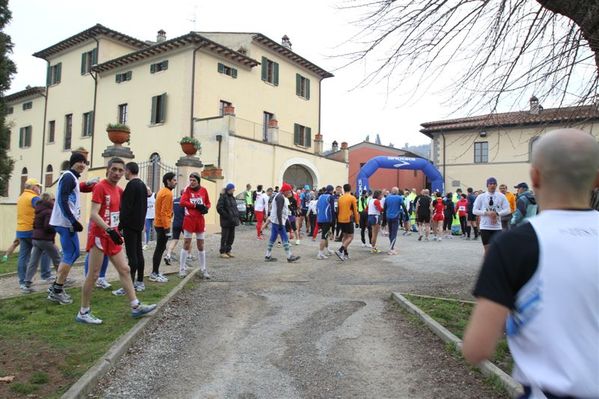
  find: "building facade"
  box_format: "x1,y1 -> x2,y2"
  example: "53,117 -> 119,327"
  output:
3,24 -> 347,203
420,98 -> 599,191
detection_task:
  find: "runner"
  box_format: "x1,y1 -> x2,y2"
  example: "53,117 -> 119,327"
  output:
442,192 -> 455,239
335,184 -> 360,260
151,172 -> 177,282
143,189 -> 155,250
455,193 -> 469,237
77,158 -> 157,324
316,185 -> 335,260
383,187 -> 402,255
472,177 -> 511,255
367,190 -> 383,253
164,190 -> 184,263
297,185 -> 312,239
264,183 -> 300,263
253,185 -> 267,239
180,172 -> 211,278
431,192 -> 445,241
307,192 -> 318,240
244,183 -> 254,225
466,187 -> 479,240
415,189 -> 432,241
499,184 -> 516,231
358,190 -> 372,247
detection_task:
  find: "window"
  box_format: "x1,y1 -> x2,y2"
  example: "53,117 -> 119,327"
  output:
81,48 -> 98,75
7,106 -> 13,114
82,111 -> 93,137
263,111 -> 274,141
45,165 -> 53,187
150,60 -> 169,73
6,129 -> 10,149
22,102 -> 32,110
293,123 -> 312,147
219,100 -> 232,116
474,141 -> 488,163
64,114 -> 72,150
46,63 -> 62,85
150,93 -> 167,124
20,167 -> 28,193
19,126 -> 32,148
261,57 -> 279,86
116,71 -> 132,83
296,74 -> 310,99
217,63 -> 237,78
118,104 -> 128,124
529,136 -> 540,161
48,120 -> 55,143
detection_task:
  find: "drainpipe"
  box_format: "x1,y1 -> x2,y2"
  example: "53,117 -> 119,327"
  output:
441,132 -> 446,190
40,60 -> 50,182
216,134 -> 222,168
89,37 -> 100,168
318,79 -> 322,140
190,45 -> 202,137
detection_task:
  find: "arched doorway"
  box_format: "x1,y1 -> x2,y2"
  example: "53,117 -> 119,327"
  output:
147,153 -> 161,193
283,164 -> 314,190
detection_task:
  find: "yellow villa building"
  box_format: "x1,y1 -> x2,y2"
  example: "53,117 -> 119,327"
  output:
1,24 -> 347,246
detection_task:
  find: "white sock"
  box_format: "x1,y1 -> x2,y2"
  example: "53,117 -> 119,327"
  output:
180,249 -> 188,272
130,299 -> 140,308
318,250 -> 323,256
198,250 -> 206,272
80,307 -> 90,314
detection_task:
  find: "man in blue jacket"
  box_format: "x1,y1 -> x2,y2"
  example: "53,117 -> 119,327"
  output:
383,187 -> 404,255
316,185 -> 335,260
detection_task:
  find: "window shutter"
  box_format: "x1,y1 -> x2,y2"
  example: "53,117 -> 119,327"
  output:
306,127 -> 312,147
296,74 -> 301,96
231,68 -> 237,78
91,48 -> 98,65
27,127 -> 32,146
127,71 -> 132,80
56,63 -> 62,83
294,124 -> 300,145
19,128 -> 24,148
163,60 -> 168,70
273,62 -> 279,86
218,63 -> 224,73
46,65 -> 51,85
159,93 -> 167,123
81,53 -> 87,75
261,57 -> 267,81
116,74 -> 121,83
306,78 -> 310,100
150,64 -> 156,73
151,95 -> 158,123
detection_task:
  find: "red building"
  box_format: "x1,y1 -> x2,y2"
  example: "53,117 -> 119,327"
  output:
326,141 -> 428,191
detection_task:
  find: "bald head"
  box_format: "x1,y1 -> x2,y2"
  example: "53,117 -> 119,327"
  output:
391,187 -> 399,194
532,129 -> 599,196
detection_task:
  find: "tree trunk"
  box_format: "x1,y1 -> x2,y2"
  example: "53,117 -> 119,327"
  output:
536,0 -> 599,71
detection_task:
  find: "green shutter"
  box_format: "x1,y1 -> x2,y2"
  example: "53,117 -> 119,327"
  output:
217,63 -> 224,73
46,65 -> 51,85
231,68 -> 237,78
56,63 -> 61,83
306,127 -> 312,147
261,57 -> 267,81
81,53 -> 87,75
296,74 -> 301,96
150,64 -> 156,73
294,124 -> 300,145
159,93 -> 166,123
163,60 -> 168,70
127,71 -> 132,80
306,78 -> 310,100
151,95 -> 158,123
19,127 -> 23,148
116,74 -> 121,83
91,48 -> 98,65
273,62 -> 279,86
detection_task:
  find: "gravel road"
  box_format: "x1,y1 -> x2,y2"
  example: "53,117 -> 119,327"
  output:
92,226 -> 506,398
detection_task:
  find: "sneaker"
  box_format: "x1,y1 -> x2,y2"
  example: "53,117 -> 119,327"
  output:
76,311 -> 103,325
95,278 -> 112,289
371,247 -> 381,254
64,278 -> 76,288
226,253 -> 235,258
149,272 -> 168,283
425,237 -> 430,241
199,269 -> 211,280
317,254 -> 328,260
157,273 -> 168,282
287,255 -> 300,263
418,235 -> 423,241
45,275 -> 56,284
257,235 -> 264,240
163,255 -> 171,265
276,242 -> 282,248
295,240 -> 300,245
432,236 -> 438,241
361,243 -> 367,247
20,284 -> 33,294
325,249 -> 334,256
112,287 -> 126,296
134,282 -> 145,292
334,250 -> 345,261
387,250 -> 398,255
1,255 -> 7,263
131,303 -> 157,318
219,253 -> 230,259
438,237 -> 442,242
343,253 -> 351,261
178,271 -> 187,278
48,290 -> 73,305
366,243 -> 373,248
264,256 -> 277,262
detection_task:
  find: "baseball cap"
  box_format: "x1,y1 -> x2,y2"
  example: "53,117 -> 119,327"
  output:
486,177 -> 497,185
280,182 -> 293,192
514,182 -> 529,190
25,178 -> 42,187
304,184 -> 310,190
225,183 -> 235,191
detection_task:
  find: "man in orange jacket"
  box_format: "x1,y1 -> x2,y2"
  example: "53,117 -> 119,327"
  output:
335,183 -> 360,260
151,172 -> 177,283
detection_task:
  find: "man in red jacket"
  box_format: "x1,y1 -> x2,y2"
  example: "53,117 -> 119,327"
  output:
180,172 -> 211,279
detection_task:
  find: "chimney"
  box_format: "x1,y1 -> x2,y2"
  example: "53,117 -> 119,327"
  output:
529,95 -> 540,115
341,142 -> 349,163
281,35 -> 292,50
314,133 -> 323,155
157,29 -> 166,43
332,140 -> 339,152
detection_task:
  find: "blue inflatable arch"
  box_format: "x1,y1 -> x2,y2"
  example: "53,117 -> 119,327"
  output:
356,156 -> 444,194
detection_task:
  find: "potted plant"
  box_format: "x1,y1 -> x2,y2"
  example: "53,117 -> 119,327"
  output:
106,123 -> 130,145
179,136 -> 201,156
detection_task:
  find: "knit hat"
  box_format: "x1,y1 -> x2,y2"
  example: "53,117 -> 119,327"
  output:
69,152 -> 88,167
486,177 -> 497,186
280,182 -> 293,192
225,183 -> 235,191
189,172 -> 201,183
326,185 -> 334,193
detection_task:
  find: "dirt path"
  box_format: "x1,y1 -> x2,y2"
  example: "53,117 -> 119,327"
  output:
89,227 -> 505,398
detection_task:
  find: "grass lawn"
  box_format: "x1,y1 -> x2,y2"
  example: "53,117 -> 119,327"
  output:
0,256 -> 18,275
0,278 -> 183,398
403,294 -> 513,374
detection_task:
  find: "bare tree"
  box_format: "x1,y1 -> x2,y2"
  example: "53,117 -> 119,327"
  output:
338,0 -> 599,112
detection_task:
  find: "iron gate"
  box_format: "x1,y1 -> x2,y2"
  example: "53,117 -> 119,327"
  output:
138,153 -> 178,194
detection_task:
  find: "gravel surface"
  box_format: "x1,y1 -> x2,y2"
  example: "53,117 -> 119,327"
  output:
86,226 -> 504,398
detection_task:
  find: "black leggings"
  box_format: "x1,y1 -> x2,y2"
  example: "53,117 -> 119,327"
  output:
152,227 -> 168,274
309,214 -> 316,237
443,217 -> 453,232
459,216 -> 467,235
123,228 -> 144,282
359,212 -> 372,244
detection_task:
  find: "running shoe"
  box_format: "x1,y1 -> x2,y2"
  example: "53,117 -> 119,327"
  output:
257,235 -> 264,240
149,272 -> 169,283
163,254 -> 172,265
325,249 -> 334,256
371,247 -> 381,254
317,254 -> 328,260
226,253 -> 235,258
47,290 -> 73,305
287,255 -> 300,263
361,243 -> 367,247
219,253 -> 230,259
199,269 -> 211,280
131,303 -> 157,318
134,282 -> 145,292
178,271 -> 187,278
334,250 -> 345,261
295,240 -> 300,245
112,287 -> 126,296
95,278 -> 112,289
387,250 -> 398,255
20,284 -> 33,294
264,256 -> 277,262
64,278 -> 76,288
418,235 -> 422,241
438,237 -> 442,242
343,253 -> 351,261
76,311 -> 103,325
45,275 -> 56,284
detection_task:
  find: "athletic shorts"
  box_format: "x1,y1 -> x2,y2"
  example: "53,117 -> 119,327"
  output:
416,214 -> 431,224
319,223 -> 331,240
338,222 -> 354,234
301,209 -> 309,217
183,230 -> 205,240
480,229 -> 502,246
368,215 -> 381,226
467,213 -> 477,221
172,225 -> 182,240
54,226 -> 80,265
432,213 -> 444,222
183,216 -> 205,235
87,234 -> 122,256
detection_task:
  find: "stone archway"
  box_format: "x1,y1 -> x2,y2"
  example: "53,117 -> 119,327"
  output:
283,164 -> 314,190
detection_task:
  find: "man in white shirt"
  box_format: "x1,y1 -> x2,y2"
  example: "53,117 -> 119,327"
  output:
472,177 -> 510,255
253,185 -> 267,240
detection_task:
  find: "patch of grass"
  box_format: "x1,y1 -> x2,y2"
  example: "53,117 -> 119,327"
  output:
0,255 -> 17,275
0,278 -> 182,398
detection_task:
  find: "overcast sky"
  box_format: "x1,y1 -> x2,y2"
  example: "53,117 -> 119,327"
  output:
5,0 -> 486,149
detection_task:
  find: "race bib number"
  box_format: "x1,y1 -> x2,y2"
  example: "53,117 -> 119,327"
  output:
110,211 -> 120,228
458,206 -> 466,212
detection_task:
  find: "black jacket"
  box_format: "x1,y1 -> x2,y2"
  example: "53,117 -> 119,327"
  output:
120,178 -> 148,231
32,200 -> 56,241
217,193 -> 240,227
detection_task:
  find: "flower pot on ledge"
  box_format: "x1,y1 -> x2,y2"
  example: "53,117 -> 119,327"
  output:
268,119 -> 278,128
181,142 -> 198,156
201,167 -> 223,179
107,129 -> 130,146
223,105 -> 235,115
